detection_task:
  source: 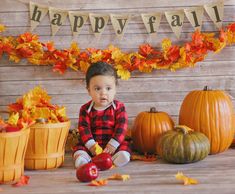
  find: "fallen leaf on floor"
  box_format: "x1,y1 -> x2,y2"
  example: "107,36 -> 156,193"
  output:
0,188 -> 3,192
12,175 -> 30,187
108,174 -> 130,181
131,153 -> 157,162
88,179 -> 108,186
175,172 -> 198,185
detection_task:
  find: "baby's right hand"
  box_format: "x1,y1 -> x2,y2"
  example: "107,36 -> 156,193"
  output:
90,142 -> 103,156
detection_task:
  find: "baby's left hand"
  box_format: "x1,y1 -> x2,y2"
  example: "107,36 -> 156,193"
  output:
103,143 -> 116,155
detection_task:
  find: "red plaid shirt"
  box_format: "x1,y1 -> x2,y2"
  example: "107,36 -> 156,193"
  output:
77,100 -> 129,152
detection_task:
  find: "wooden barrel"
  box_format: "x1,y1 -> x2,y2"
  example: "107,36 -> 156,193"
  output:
0,128 -> 30,183
24,121 -> 70,170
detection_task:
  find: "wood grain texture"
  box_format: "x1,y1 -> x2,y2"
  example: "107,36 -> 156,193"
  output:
0,0 -> 235,130
1,149 -> 235,194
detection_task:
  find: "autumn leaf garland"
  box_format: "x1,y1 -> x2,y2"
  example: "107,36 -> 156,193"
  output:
0,23 -> 235,80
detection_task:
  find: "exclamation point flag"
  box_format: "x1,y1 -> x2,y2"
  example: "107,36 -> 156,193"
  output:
29,1 -> 48,32
204,0 -> 224,29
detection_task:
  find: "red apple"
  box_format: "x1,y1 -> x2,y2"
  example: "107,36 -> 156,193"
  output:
76,163 -> 98,182
92,153 -> 113,171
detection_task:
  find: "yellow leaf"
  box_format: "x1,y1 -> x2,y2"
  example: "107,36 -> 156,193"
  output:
116,67 -> 131,80
32,107 -> 51,120
108,174 -> 130,181
111,49 -> 125,63
162,39 -> 172,51
91,50 -> 103,63
9,55 -> 21,63
0,24 -> 6,32
8,113 -> 19,125
56,107 -> 67,118
93,142 -> 103,155
70,42 -> 80,53
175,172 -> 198,185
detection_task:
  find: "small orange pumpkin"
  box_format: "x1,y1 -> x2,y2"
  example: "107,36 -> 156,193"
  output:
132,107 -> 174,154
179,86 -> 235,154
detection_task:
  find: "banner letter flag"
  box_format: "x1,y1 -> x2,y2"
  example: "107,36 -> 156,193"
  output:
69,11 -> 88,36
204,0 -> 224,29
141,13 -> 162,35
29,2 -> 48,32
110,14 -> 130,39
165,10 -> 184,39
89,13 -> 109,37
49,7 -> 68,36
184,6 -> 204,31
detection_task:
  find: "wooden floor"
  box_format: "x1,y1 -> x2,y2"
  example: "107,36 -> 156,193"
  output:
1,148 -> 235,194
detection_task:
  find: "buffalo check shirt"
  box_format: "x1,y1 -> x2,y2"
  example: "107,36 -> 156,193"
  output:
76,100 -> 130,154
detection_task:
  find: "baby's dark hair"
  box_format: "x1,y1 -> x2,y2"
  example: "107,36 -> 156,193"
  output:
86,61 -> 118,87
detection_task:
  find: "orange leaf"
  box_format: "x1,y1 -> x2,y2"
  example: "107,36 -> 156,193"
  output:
88,179 -> 108,186
108,174 -> 130,181
45,41 -> 55,52
139,44 -> 153,57
12,175 -> 30,187
175,172 -> 198,185
0,187 -> 3,192
131,153 -> 157,162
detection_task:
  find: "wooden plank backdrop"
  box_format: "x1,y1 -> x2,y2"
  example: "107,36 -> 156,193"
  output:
0,0 -> 235,129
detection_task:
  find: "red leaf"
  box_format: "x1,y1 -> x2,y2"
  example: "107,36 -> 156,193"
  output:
139,44 -> 153,57
227,22 -> 235,32
12,175 -> 30,187
8,103 -> 23,112
17,47 -> 34,58
167,46 -> 180,62
52,61 -> 67,74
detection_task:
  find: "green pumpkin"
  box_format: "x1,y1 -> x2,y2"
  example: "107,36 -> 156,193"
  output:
157,125 -> 210,164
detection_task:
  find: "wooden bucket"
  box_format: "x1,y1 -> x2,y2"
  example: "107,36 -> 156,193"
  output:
24,121 -> 70,170
0,128 -> 30,183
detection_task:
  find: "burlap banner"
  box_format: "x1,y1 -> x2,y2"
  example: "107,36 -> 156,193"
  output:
28,0 -> 224,38
204,0 -> 224,29
184,7 -> 204,31
110,14 -> 130,39
49,7 -> 68,36
68,11 -> 88,36
29,2 -> 48,32
141,13 -> 162,35
89,13 -> 109,38
165,10 -> 185,39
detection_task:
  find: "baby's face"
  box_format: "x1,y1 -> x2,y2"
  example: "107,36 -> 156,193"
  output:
87,75 -> 116,109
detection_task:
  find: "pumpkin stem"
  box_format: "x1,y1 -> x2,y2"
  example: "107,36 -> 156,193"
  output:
150,107 -> 157,113
203,86 -> 211,91
174,125 -> 192,134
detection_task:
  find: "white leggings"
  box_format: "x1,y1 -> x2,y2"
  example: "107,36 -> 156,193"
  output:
74,150 -> 130,168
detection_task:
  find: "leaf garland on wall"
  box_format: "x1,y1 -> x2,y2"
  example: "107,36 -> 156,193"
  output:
0,22 -> 235,80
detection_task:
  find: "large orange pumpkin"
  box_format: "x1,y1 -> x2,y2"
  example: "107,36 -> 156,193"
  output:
179,86 -> 235,154
132,107 -> 174,154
